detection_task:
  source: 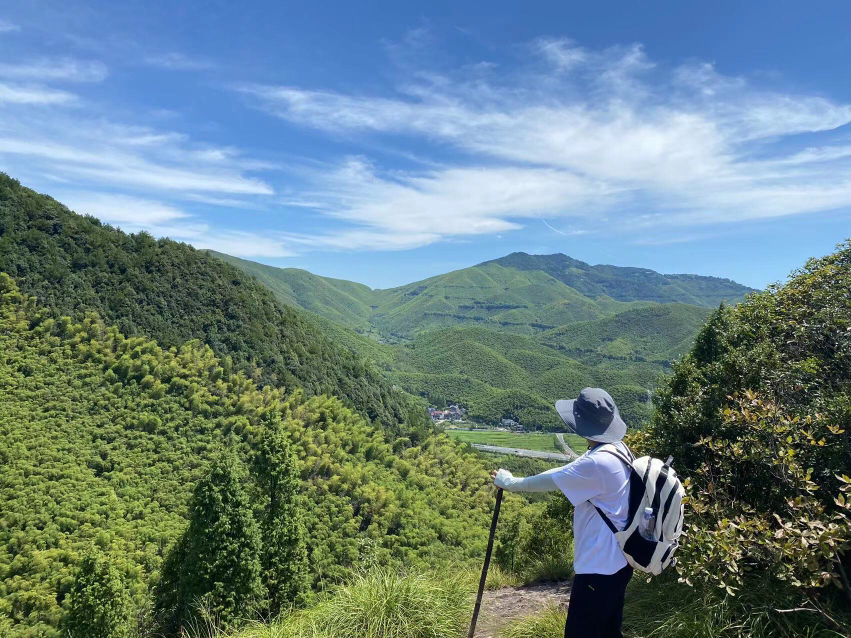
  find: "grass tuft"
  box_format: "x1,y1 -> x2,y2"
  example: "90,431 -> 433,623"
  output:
500,605 -> 565,638
228,568 -> 474,638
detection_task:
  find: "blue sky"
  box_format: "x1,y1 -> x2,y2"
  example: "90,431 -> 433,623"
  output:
1,0 -> 850,289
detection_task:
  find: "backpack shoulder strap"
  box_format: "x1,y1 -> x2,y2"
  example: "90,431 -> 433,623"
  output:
596,443 -> 634,468
594,506 -> 619,533
592,443 -> 634,535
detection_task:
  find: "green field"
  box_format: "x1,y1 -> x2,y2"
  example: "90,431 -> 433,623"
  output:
446,429 -> 588,454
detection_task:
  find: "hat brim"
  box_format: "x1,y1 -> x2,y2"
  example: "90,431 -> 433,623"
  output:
554,398 -> 627,443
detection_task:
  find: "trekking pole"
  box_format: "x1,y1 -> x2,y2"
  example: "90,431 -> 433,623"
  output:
468,487 -> 503,638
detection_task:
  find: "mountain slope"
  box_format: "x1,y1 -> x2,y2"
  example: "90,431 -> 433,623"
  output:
541,303 -> 713,362
483,252 -> 754,306
390,326 -> 667,428
208,251 -> 375,332
214,251 -> 753,338
211,251 -> 753,428
0,275 -> 493,638
0,174 -> 423,436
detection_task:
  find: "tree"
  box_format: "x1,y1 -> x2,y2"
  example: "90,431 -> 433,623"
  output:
254,421 -> 309,616
156,451 -> 263,633
64,551 -> 128,638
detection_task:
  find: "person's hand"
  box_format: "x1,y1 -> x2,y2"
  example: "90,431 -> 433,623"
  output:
492,468 -> 513,488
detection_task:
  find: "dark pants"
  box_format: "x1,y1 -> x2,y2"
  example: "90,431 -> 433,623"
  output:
564,565 -> 633,638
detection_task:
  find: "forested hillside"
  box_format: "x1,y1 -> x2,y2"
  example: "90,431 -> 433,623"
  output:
0,174 -> 425,437
214,250 -> 740,429
634,241 -> 851,634
391,327 -> 666,429
0,275 -> 495,638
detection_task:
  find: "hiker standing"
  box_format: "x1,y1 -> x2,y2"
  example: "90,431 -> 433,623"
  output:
492,388 -> 633,638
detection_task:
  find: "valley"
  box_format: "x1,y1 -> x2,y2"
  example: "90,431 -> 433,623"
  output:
212,251 -> 752,431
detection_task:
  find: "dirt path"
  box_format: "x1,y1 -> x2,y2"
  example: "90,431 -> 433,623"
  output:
473,581 -> 571,637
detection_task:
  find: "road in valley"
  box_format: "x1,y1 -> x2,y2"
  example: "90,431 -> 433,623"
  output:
471,444 -> 574,462
555,433 -> 581,459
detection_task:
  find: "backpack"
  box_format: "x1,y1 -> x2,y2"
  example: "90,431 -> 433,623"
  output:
594,444 -> 685,575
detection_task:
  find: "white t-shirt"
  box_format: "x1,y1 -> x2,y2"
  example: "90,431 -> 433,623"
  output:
551,442 -> 631,575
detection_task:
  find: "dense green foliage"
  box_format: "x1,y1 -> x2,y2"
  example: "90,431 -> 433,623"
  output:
391,326 -> 665,429
0,274 -> 495,637
155,452 -> 264,634
254,426 -> 309,615
541,303 -> 712,362
63,552 -> 129,638
0,174 -> 425,437
637,241 -> 851,632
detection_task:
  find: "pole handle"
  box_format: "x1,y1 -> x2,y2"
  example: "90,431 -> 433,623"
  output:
468,487 -> 503,638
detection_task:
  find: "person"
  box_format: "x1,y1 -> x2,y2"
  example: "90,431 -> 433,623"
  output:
491,387 -> 633,638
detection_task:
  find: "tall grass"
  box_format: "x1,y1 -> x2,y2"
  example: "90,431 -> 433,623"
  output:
501,605 -> 565,638
224,568 -> 474,638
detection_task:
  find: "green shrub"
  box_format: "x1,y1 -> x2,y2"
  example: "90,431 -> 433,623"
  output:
622,575 -> 850,638
639,241 -> 851,618
63,552 -> 129,638
495,495 -> 574,583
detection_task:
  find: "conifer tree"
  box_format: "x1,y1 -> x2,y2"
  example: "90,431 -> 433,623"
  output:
64,551 -> 128,638
254,423 -> 308,616
156,451 -> 263,633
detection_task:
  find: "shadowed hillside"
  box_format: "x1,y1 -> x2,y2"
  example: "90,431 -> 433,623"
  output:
0,174 -> 425,437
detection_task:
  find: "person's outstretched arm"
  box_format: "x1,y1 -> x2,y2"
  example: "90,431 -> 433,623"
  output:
491,465 -> 565,492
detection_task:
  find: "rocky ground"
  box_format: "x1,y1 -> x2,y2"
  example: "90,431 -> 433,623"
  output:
474,581 -> 571,637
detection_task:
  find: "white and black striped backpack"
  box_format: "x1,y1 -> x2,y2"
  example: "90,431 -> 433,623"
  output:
595,444 -> 685,575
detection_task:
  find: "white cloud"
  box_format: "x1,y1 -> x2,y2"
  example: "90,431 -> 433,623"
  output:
0,82 -> 76,104
0,58 -> 108,82
0,19 -> 20,33
143,52 -> 214,71
61,192 -> 190,225
0,135 -> 274,194
236,43 -> 851,249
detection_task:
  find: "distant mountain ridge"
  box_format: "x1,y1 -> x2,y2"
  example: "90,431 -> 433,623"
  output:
481,252 -> 754,306
211,251 -> 755,339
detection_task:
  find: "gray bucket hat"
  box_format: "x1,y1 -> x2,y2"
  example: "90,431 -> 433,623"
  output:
555,388 -> 627,443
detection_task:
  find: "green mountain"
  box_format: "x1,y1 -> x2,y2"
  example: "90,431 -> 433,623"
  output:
0,175 -> 424,437
540,303 -> 713,362
212,250 -> 752,429
212,250 -> 753,339
208,251 -> 375,333
0,274 -> 494,638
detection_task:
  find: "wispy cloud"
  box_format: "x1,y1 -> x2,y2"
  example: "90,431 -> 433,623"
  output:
61,192 -> 190,225
0,58 -> 108,82
235,40 -> 851,249
143,52 -> 214,71
0,82 -> 76,104
0,19 -> 19,33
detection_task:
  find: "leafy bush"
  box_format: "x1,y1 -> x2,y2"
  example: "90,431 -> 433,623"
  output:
63,552 -> 129,638
495,495 -> 574,583
622,575 -> 850,638
640,241 -> 851,619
